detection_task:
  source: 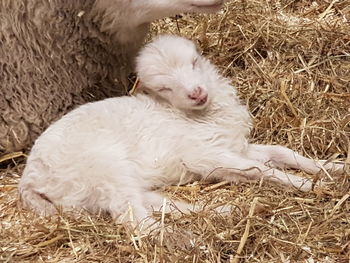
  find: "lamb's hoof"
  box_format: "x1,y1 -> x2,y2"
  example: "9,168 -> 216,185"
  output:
322,161 -> 346,176
296,180 -> 313,192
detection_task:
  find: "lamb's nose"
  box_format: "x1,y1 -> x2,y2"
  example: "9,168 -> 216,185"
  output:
188,87 -> 203,100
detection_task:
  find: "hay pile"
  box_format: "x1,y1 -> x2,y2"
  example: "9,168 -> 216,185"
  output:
1,0 -> 349,262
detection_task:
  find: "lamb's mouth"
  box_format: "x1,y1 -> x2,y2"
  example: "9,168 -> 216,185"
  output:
195,95 -> 209,106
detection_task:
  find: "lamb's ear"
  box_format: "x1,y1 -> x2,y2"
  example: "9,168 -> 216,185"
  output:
129,78 -> 145,95
193,40 -> 202,55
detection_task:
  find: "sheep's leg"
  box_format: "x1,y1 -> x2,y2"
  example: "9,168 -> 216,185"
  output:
246,144 -> 344,175
184,152 -> 313,191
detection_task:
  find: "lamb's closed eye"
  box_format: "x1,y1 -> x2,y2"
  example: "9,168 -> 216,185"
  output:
158,87 -> 172,92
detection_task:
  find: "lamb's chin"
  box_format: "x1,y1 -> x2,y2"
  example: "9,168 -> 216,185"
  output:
189,102 -> 210,111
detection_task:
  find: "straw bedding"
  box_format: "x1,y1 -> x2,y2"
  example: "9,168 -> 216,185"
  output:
1,0 -> 349,262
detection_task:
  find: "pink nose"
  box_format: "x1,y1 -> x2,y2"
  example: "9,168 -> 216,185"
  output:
188,87 -> 205,100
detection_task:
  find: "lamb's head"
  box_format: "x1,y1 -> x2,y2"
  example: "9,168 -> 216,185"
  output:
136,35 -> 218,111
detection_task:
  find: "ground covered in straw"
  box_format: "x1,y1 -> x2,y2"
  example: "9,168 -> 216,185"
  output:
1,0 -> 350,262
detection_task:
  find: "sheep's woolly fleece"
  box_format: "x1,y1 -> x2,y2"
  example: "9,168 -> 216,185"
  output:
0,0 -> 147,153
1,0 -> 350,262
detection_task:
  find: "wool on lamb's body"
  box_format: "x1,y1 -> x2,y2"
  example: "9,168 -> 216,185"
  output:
0,0 -> 224,153
19,35 -> 343,227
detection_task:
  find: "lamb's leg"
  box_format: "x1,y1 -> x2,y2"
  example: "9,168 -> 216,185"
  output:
184,152 -> 314,191
143,191 -> 194,214
103,189 -> 196,232
119,191 -> 199,232
246,144 -> 344,174
143,191 -> 233,217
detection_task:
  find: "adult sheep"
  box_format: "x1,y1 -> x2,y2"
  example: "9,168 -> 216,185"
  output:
19,35 -> 344,229
0,0 -> 225,153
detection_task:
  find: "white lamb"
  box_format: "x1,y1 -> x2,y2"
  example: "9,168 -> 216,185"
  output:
19,35 -> 343,227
